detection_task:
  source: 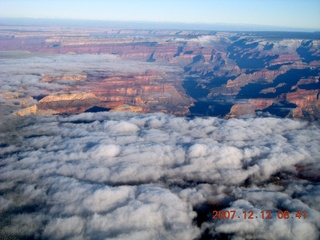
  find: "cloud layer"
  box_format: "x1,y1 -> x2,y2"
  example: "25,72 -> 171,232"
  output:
0,52 -> 179,99
0,112 -> 320,239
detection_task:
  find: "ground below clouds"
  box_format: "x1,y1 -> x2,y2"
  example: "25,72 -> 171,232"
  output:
0,112 -> 319,239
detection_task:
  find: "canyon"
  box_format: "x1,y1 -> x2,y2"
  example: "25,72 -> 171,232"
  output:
0,26 -> 319,120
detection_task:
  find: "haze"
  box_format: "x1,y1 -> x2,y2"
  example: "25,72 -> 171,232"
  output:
0,0 -> 320,31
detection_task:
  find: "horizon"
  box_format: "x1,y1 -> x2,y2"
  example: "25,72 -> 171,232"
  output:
0,0 -> 320,31
1,17 -> 320,33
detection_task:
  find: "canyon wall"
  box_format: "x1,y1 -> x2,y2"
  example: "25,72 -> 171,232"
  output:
1,27 -> 319,120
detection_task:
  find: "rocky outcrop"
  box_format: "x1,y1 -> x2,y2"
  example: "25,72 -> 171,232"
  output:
40,74 -> 87,82
260,83 -> 286,94
109,104 -> 144,113
226,99 -> 275,118
286,89 -> 320,120
39,93 -> 97,103
14,105 -> 38,116
36,93 -> 100,114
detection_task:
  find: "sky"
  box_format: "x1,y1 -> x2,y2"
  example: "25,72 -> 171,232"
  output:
0,0 -> 320,30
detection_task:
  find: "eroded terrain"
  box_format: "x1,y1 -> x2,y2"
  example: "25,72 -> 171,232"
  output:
1,26 -> 319,120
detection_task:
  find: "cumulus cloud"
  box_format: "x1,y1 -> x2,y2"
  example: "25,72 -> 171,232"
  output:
0,112 -> 320,239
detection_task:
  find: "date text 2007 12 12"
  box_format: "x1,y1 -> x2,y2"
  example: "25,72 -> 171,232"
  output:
212,210 -> 307,220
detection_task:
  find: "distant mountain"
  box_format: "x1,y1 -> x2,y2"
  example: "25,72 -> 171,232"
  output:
0,18 -> 319,32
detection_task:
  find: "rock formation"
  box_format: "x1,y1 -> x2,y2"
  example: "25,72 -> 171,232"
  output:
1,26 -> 319,120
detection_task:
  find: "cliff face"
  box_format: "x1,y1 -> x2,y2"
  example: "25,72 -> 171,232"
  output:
13,70 -> 193,116
286,89 -> 320,121
40,74 -> 87,82
1,27 -> 319,120
15,105 -> 38,116
226,99 -> 276,118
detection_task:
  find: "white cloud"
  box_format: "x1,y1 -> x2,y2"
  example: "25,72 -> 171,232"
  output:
44,216 -> 85,240
0,112 -> 319,239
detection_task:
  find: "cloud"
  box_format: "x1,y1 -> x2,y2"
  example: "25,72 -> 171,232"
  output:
0,112 -> 319,239
0,52 -> 180,106
44,216 -> 85,240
